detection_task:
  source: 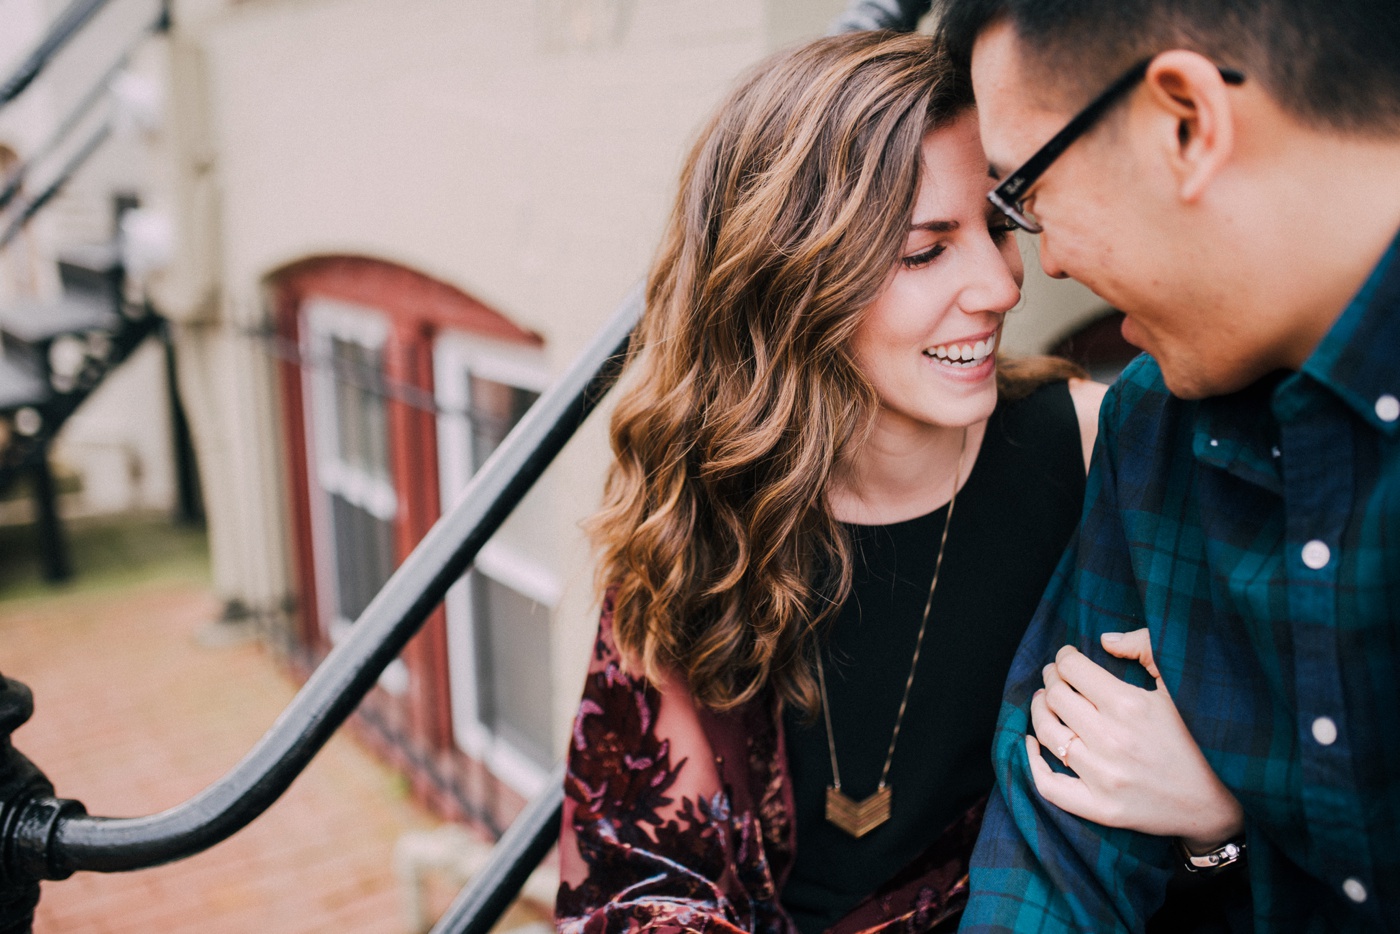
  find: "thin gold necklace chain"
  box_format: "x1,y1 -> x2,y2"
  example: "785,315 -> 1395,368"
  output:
817,427 -> 967,793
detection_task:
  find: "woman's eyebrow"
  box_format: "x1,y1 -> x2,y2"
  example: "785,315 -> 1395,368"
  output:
909,220 -> 959,233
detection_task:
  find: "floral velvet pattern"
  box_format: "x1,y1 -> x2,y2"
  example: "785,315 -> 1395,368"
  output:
556,597 -> 983,934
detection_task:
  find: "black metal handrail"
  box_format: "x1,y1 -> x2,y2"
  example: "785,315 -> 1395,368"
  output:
429,762 -> 566,934
828,0 -> 932,34
0,0 -> 172,245
0,2 -> 168,214
0,121 -> 113,253
0,286 -> 640,886
0,0 -> 123,109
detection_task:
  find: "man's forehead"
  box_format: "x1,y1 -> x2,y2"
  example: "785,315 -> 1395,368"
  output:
969,24 -> 1034,173
969,22 -> 1025,98
969,22 -> 1072,171
971,22 -> 1067,114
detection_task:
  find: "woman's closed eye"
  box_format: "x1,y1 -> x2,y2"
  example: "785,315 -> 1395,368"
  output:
904,218 -> 1018,270
901,244 -> 945,269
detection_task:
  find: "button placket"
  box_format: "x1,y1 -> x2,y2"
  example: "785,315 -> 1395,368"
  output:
1277,400 -> 1368,898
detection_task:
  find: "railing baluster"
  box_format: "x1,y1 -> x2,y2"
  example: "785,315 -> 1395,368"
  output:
0,120 -> 113,252
0,2 -> 169,213
0,0 -> 117,109
428,764 -> 565,934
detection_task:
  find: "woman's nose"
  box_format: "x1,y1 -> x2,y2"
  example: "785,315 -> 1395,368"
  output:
963,243 -> 1022,315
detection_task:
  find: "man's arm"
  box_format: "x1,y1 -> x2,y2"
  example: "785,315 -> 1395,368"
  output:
960,368 -> 1177,933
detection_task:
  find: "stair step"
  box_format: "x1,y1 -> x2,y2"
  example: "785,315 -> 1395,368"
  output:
0,293 -> 119,346
0,351 -> 48,412
57,242 -> 124,302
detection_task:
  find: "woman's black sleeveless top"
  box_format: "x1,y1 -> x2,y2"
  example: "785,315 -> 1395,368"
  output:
780,380 -> 1087,934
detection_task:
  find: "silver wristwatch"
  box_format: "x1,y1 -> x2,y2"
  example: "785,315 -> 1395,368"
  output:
1178,837 -> 1246,872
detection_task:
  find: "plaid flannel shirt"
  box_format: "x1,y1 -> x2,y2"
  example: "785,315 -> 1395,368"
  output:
961,231 -> 1400,933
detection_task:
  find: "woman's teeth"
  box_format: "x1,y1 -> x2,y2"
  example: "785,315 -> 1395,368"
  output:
923,336 -> 996,367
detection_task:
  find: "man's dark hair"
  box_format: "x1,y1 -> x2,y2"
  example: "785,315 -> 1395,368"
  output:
938,0 -> 1400,135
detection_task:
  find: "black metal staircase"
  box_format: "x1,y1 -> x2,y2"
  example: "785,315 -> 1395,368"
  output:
0,244 -> 163,580
0,0 -> 172,580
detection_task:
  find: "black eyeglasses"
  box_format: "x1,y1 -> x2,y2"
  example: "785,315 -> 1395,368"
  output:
988,56 -> 1245,233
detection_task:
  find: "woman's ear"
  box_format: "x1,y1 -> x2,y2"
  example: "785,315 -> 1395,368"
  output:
1141,50 -> 1238,203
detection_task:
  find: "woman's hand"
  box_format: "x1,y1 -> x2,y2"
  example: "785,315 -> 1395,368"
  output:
1025,629 -> 1244,853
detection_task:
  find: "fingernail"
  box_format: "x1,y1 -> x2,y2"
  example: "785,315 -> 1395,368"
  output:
1102,632 -> 1123,643
1033,688 -> 1045,698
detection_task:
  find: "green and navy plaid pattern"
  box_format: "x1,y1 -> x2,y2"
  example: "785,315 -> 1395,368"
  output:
962,232 -> 1400,933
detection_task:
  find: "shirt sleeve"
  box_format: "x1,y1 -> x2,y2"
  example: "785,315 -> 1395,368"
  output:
959,370 -> 1178,934
555,597 -> 756,934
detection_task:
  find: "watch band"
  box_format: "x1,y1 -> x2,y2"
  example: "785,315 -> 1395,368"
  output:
1178,837 -> 1246,872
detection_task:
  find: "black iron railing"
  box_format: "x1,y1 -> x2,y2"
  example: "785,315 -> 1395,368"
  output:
828,0 -> 932,34
428,761 -> 568,934
0,0 -> 122,108
0,288 -> 640,927
0,6 -> 166,213
0,0 -> 172,248
0,0 -> 934,931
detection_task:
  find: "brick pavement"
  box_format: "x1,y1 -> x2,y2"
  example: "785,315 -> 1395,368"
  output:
1,574 -> 555,933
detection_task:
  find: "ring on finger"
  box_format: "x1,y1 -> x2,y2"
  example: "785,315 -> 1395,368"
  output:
1055,734 -> 1079,762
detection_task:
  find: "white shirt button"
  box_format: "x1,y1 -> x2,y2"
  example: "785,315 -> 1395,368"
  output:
1301,540 -> 1330,570
1312,716 -> 1338,746
1209,438 -> 1219,447
1343,878 -> 1367,903
1270,446 -> 1281,459
1377,394 -> 1400,423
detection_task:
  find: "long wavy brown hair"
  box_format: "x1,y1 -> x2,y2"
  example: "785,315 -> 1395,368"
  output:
591,31 -> 1078,716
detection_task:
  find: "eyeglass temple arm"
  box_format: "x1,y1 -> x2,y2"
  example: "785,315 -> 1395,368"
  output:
995,60 -> 1245,203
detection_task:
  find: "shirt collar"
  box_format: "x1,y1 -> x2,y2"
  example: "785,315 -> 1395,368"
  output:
1194,227 -> 1400,489
1194,373 -> 1285,494
1294,227 -> 1400,437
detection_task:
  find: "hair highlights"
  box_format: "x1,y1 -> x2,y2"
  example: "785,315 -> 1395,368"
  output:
590,33 -> 976,717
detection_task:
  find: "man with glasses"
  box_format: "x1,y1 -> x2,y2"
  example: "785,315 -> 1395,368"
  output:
930,0 -> 1400,931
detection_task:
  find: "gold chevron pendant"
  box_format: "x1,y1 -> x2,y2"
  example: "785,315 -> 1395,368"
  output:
825,784 -> 892,838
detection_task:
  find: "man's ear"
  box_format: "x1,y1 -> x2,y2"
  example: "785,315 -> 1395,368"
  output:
1141,50 -> 1237,203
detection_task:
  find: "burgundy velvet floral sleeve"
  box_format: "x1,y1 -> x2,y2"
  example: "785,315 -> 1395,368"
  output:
555,597 -> 796,934
555,596 -> 985,934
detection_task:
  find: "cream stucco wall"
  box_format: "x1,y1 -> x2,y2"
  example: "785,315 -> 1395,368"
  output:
160,0 -> 868,758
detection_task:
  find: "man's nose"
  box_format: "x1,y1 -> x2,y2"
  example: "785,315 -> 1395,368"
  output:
1038,234 -> 1070,280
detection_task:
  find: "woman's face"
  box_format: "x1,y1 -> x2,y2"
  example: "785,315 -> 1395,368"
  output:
851,111 -> 1024,435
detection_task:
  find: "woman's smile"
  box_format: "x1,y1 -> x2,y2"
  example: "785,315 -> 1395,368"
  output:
922,327 -> 1001,381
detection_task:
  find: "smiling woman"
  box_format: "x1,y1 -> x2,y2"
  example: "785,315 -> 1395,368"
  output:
556,31 -> 1101,934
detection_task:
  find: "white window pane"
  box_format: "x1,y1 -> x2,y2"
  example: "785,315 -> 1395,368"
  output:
468,375 -> 538,471
472,572 -> 553,767
323,335 -> 394,622
330,491 -> 396,622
